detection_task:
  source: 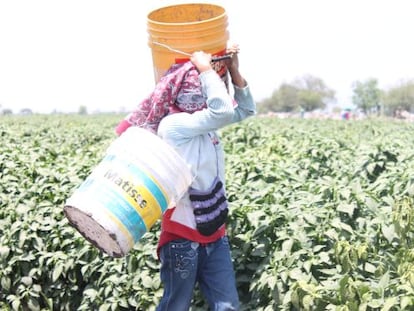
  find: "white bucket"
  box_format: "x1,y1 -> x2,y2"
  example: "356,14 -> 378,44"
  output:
64,127 -> 192,257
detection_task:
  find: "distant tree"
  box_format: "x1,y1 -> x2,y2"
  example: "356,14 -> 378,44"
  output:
382,80 -> 414,116
257,97 -> 275,114
352,78 -> 382,115
257,83 -> 299,113
257,75 -> 335,113
293,75 -> 335,111
2,108 -> 12,115
274,83 -> 300,112
78,105 -> 88,115
20,108 -> 33,115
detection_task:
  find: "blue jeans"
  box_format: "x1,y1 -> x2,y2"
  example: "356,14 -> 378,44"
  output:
156,236 -> 239,311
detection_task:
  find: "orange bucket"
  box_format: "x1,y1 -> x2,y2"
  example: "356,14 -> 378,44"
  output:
147,3 -> 229,83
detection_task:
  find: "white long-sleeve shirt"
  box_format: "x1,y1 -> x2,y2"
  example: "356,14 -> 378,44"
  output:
157,69 -> 256,242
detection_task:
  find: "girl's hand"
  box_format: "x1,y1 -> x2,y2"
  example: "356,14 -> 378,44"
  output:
224,43 -> 246,87
224,43 -> 240,72
191,51 -> 213,73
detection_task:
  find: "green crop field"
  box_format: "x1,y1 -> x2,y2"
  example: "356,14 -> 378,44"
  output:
2,114 -> 414,310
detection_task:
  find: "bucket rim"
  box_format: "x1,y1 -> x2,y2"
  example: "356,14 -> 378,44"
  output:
147,3 -> 226,27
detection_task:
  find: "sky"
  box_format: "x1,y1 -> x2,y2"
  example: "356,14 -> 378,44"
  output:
0,0 -> 413,114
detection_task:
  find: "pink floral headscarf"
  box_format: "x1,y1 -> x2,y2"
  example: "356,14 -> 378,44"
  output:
116,61 -> 207,135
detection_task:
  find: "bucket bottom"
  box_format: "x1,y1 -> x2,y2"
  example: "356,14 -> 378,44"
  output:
64,206 -> 124,258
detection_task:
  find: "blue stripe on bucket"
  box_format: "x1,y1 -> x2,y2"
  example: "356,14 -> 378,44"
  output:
86,179 -> 148,243
102,155 -> 169,212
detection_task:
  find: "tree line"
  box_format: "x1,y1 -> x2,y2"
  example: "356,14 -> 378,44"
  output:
3,77 -> 413,116
258,75 -> 414,116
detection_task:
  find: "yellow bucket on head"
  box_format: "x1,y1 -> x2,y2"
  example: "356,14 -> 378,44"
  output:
147,3 -> 229,83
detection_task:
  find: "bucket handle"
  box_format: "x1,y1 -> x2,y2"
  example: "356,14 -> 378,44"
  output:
152,41 -> 232,62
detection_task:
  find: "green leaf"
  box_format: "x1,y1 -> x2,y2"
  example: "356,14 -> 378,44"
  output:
251,243 -> 267,257
27,297 -> 40,311
289,268 -> 305,281
11,299 -> 21,311
336,203 -> 356,217
378,271 -> 390,290
52,264 -> 63,282
282,239 -> 293,253
21,276 -> 33,286
381,225 -> 396,243
303,294 -> 314,309
364,262 -> 376,274
142,275 -> 153,289
367,299 -> 382,308
282,290 -> 292,305
401,296 -> 413,310
339,275 -> 349,302
324,229 -> 338,240
1,277 -> 11,291
83,288 -> 98,299
0,246 -> 10,259
383,297 -> 398,311
332,219 -> 354,235
98,303 -> 111,311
